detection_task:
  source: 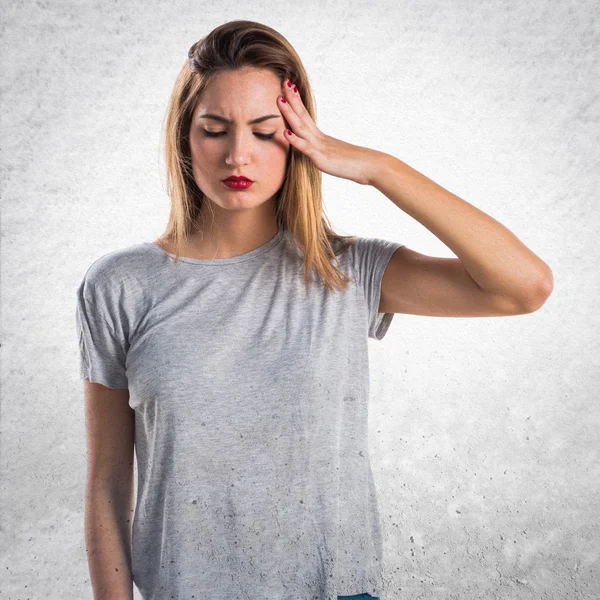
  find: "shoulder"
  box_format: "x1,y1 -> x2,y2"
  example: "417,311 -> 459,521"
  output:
331,234 -> 401,268
78,243 -> 155,301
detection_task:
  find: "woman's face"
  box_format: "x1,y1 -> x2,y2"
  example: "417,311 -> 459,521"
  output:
189,67 -> 292,213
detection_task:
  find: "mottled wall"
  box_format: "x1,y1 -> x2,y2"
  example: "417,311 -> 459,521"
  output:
1,1 -> 598,599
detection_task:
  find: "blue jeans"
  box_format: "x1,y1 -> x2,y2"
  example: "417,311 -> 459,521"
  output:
338,595 -> 380,600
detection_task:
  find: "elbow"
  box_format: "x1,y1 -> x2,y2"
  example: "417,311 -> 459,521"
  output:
521,269 -> 554,313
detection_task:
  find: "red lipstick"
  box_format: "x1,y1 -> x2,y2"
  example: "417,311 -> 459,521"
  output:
222,175 -> 254,190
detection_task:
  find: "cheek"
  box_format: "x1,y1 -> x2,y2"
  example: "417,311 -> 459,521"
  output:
258,148 -> 288,185
190,137 -> 212,157
190,143 -> 220,176
260,141 -> 288,164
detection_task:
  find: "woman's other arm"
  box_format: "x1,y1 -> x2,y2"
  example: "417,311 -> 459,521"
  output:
84,381 -> 135,600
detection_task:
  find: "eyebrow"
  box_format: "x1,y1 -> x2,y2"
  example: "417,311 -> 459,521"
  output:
198,113 -> 282,125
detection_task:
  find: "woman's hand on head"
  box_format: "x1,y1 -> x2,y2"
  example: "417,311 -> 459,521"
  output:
277,78 -> 382,186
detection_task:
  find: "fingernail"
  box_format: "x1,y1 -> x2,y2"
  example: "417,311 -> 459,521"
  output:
280,95 -> 287,103
286,80 -> 293,88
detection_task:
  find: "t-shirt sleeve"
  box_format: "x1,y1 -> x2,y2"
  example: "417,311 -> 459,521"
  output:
75,282 -> 129,389
349,236 -> 404,341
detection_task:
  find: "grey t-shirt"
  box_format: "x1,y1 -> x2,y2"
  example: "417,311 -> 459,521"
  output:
76,227 -> 403,600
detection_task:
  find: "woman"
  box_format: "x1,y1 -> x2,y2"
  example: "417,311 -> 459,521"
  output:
77,19 -> 553,600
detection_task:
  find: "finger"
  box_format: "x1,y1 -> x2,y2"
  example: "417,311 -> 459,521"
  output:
282,79 -> 305,114
278,93 -> 303,134
280,79 -> 315,133
284,127 -> 310,154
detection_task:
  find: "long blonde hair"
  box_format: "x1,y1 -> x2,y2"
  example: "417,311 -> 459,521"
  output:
156,19 -> 357,296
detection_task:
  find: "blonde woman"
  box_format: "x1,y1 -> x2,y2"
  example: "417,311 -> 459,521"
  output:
76,19 -> 553,600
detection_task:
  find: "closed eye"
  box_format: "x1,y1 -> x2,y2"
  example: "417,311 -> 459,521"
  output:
202,130 -> 275,140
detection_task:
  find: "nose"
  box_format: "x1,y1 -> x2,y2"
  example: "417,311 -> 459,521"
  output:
224,133 -> 253,166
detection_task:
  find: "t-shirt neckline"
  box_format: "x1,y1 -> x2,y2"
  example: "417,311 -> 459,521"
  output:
143,227 -> 285,265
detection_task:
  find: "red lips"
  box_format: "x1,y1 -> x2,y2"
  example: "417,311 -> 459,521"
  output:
223,176 -> 253,182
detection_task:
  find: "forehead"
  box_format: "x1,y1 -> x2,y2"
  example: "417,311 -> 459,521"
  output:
194,68 -> 282,115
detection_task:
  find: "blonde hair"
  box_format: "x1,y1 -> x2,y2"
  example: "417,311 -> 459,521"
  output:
156,19 -> 357,296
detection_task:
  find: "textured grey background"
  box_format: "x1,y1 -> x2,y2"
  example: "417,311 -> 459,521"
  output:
1,1 -> 598,599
